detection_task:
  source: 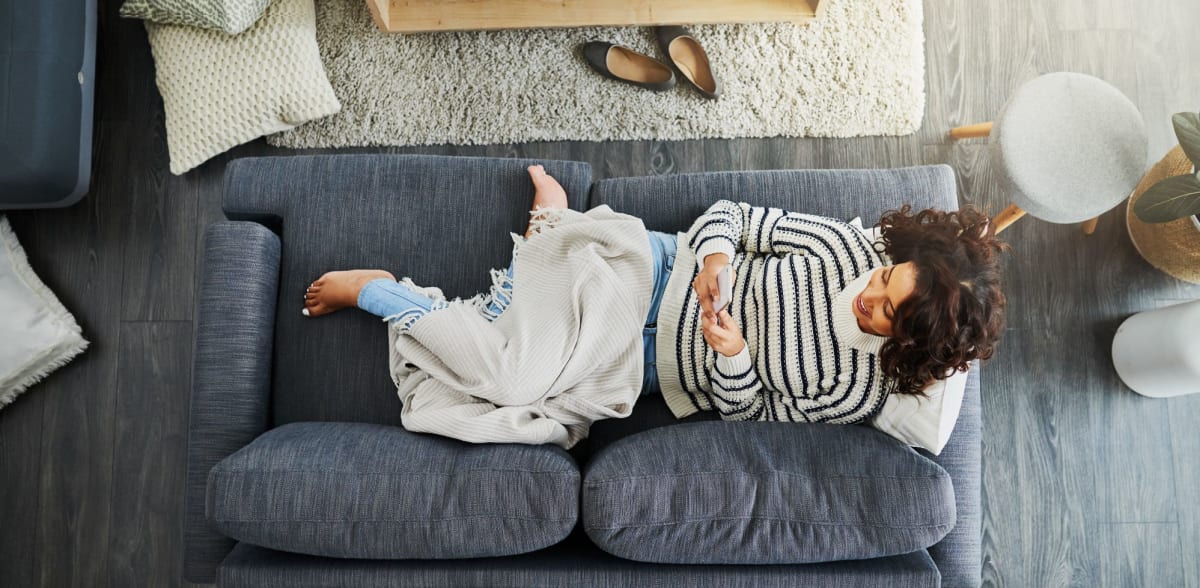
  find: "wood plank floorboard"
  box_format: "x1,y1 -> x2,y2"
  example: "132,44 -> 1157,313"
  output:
1169,392 -> 1200,588
108,322 -> 192,587
8,119 -> 136,588
0,378 -> 45,587
1095,523 -> 1185,586
119,141 -> 199,322
1,0 -> 1199,586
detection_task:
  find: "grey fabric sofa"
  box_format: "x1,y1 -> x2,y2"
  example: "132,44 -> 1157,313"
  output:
0,0 -> 97,209
186,154 -> 980,587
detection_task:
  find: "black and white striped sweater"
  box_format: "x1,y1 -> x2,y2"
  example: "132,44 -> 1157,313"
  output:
655,200 -> 892,423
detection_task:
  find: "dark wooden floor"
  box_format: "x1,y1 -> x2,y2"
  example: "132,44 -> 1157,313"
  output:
3,0 -> 1199,586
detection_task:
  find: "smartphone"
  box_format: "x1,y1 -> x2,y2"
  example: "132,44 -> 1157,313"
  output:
715,265 -> 733,324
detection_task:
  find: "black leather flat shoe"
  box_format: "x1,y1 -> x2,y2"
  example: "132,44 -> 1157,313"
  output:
655,26 -> 721,99
580,41 -> 676,92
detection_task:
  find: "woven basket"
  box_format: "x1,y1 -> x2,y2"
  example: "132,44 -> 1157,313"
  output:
1126,145 -> 1200,284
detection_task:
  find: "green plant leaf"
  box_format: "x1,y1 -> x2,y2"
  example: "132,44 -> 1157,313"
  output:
1173,112 -> 1200,167
1134,174 -> 1200,223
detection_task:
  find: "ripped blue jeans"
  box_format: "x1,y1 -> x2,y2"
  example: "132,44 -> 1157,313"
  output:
357,230 -> 677,395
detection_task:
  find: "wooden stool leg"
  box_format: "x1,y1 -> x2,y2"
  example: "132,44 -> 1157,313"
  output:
1081,216 -> 1100,235
950,122 -> 995,140
992,203 -> 1026,235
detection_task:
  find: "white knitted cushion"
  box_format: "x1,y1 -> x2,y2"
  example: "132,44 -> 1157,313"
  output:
871,368 -> 968,456
0,217 -> 88,410
121,0 -> 273,35
145,0 -> 340,174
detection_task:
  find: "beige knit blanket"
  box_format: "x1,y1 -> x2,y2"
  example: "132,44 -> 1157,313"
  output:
387,206 -> 654,449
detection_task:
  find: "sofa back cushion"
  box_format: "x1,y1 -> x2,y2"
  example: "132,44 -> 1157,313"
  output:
221,154 -> 593,428
588,166 -> 958,234
207,421 -> 580,559
582,420 -> 956,564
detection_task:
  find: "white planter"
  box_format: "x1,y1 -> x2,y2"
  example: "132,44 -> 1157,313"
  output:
1112,299 -> 1200,397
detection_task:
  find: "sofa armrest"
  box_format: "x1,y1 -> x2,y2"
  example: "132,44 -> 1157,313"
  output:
184,221 -> 280,584
924,362 -> 982,588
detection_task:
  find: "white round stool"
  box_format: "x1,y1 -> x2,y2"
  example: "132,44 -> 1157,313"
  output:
950,72 -> 1148,235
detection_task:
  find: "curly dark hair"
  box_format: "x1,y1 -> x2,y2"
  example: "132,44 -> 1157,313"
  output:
875,205 -> 1009,396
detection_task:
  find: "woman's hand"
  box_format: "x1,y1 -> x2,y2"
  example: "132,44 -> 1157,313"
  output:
692,253 -> 730,317
700,308 -> 746,357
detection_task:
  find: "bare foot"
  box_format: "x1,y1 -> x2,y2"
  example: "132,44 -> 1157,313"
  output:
525,165 -> 568,238
303,269 -> 396,317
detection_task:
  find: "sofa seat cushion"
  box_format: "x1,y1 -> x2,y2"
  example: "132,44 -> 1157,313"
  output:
206,422 -> 580,559
582,421 -> 956,564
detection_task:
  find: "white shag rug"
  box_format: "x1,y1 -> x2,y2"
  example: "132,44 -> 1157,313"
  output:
267,0 -> 924,148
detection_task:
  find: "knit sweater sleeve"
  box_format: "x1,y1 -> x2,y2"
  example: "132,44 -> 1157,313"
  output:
709,347 -> 770,422
684,200 -> 877,276
711,347 -> 885,424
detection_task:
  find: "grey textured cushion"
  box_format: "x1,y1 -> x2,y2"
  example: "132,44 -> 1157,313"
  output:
218,541 -> 942,588
992,72 -> 1147,223
207,422 -> 580,559
582,421 -> 956,564
221,155 -> 593,430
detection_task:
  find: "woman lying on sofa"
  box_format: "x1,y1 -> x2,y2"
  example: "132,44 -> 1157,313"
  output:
301,165 -> 1007,426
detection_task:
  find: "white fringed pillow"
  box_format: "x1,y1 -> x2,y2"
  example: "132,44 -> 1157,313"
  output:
145,0 -> 341,174
0,217 -> 88,410
849,217 -> 968,455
